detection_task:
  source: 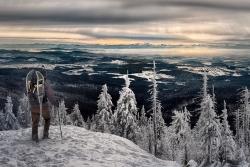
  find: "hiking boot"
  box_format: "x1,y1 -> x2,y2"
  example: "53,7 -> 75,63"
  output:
43,119 -> 50,139
43,132 -> 49,139
32,134 -> 39,142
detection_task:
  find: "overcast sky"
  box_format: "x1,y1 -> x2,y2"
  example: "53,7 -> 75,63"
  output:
1,0 -> 250,45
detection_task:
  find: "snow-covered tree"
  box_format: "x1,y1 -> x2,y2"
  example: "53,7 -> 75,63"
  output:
17,94 -> 31,128
66,113 -> 73,125
90,114 -> 97,131
138,106 -> 147,127
96,84 -> 113,133
70,103 -> 85,127
147,117 -> 155,154
0,110 -> 5,131
113,73 -> 138,142
235,109 -> 241,144
155,102 -> 166,157
194,74 -> 221,163
168,107 -> 192,164
50,105 -> 58,125
219,101 -> 236,162
196,95 -> 221,163
212,85 -> 217,111
86,117 -> 92,130
136,106 -> 151,152
4,95 -> 19,130
202,73 -> 208,98
58,100 -> 67,125
148,61 -> 165,156
238,87 -> 250,148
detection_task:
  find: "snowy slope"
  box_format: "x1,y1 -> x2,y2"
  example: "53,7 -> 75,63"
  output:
0,126 -> 180,167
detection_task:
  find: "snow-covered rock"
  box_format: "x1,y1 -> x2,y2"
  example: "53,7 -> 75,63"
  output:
0,126 -> 180,167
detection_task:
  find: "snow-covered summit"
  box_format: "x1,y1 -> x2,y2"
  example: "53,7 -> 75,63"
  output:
0,126 -> 180,167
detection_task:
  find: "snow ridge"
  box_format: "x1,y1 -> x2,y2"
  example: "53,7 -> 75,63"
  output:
0,126 -> 180,167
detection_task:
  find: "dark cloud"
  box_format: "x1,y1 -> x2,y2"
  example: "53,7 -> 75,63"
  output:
0,9 -> 159,24
0,0 -> 249,26
0,2 -> 187,25
124,0 -> 250,12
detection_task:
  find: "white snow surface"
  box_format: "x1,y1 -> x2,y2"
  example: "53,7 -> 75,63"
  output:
0,126 -> 180,167
110,60 -> 127,65
177,66 -> 235,77
131,71 -> 175,81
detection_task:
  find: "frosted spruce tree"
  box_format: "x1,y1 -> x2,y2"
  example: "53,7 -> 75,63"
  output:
195,74 -> 221,163
113,73 -> 138,142
17,93 -> 31,128
149,61 -> 165,156
90,114 -> 97,131
70,103 -> 85,127
169,107 -> 192,164
0,110 -> 5,131
155,102 -> 166,157
50,105 -> 58,125
66,113 -> 73,125
96,84 -> 113,133
219,101 -> 236,162
86,117 -> 91,130
239,87 -> 250,148
4,95 -> 19,130
138,106 -> 147,127
197,95 -> 221,163
136,106 -> 150,152
58,100 -> 67,125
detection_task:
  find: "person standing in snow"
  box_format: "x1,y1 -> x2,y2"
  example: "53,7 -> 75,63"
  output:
26,67 -> 56,142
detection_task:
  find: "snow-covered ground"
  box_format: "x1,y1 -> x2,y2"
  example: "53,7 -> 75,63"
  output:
0,126 -> 180,167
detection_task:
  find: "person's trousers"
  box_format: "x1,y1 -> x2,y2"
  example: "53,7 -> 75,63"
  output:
31,103 -> 50,140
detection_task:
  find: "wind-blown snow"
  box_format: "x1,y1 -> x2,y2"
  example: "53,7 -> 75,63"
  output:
0,126 -> 180,167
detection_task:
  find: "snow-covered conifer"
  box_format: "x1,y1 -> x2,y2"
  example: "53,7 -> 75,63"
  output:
90,114 -> 97,131
239,87 -> 250,148
149,61 -> 159,155
58,100 -> 67,125
169,107 -> 192,164
4,95 -> 19,130
113,73 -> 138,142
17,94 -> 31,128
219,101 -> 236,162
155,102 -> 165,158
66,113 -> 73,125
96,84 -> 113,133
136,106 -> 150,152
0,110 -> 5,131
70,103 -> 85,127
138,106 -> 147,127
50,105 -> 58,125
86,117 -> 91,130
196,95 -> 221,163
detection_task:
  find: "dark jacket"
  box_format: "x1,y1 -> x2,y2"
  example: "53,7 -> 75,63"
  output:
28,80 -> 56,106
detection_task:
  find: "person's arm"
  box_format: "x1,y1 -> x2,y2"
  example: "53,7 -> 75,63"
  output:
45,81 -> 58,106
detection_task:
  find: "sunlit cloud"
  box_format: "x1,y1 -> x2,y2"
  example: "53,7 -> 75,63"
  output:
0,0 -> 250,46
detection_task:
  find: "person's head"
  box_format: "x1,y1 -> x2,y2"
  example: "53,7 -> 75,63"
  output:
27,70 -> 37,92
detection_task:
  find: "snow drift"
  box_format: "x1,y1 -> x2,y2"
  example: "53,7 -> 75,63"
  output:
0,126 -> 180,167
